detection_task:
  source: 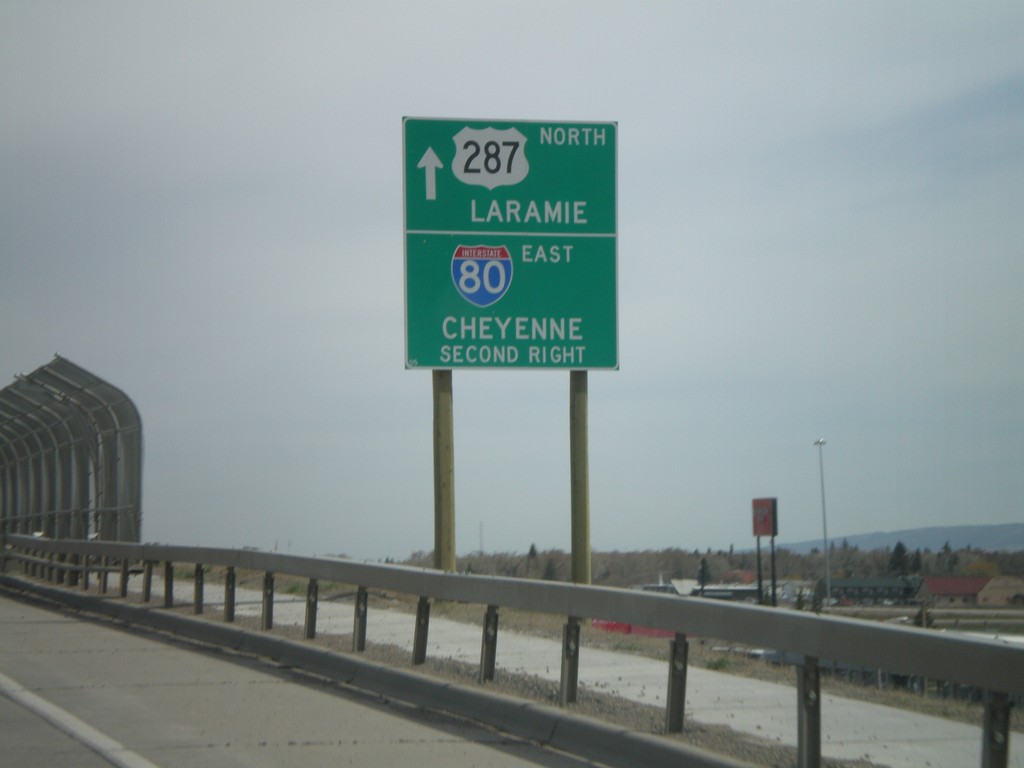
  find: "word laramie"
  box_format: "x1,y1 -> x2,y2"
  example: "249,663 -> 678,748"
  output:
442,315 -> 583,342
470,199 -> 587,225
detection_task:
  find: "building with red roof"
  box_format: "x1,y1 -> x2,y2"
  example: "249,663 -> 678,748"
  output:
915,576 -> 990,606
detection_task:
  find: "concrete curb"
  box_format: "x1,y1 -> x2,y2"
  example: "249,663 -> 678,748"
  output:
1,574 -> 752,768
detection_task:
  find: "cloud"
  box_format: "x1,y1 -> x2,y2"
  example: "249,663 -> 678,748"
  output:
2,2 -> 1022,561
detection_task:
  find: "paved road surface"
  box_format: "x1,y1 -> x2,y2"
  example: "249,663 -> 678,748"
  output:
5,575 -> 1020,768
0,593 -> 606,768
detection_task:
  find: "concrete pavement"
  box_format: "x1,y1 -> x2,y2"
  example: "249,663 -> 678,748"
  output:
4,572 -> 1018,768
0,593 -> 609,768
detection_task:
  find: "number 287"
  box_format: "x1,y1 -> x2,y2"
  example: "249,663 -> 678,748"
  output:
462,140 -> 520,174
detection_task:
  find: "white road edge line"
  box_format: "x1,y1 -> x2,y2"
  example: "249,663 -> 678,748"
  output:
0,670 -> 162,768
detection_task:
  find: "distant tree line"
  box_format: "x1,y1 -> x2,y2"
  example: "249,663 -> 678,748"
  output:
403,540 -> 1024,588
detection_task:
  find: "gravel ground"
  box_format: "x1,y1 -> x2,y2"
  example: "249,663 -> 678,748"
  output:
133,574 -> 1020,766
230,611 -> 876,768
423,596 -> 1019,734
358,639 -> 879,768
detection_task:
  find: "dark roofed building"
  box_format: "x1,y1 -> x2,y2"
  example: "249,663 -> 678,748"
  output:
822,577 -> 920,606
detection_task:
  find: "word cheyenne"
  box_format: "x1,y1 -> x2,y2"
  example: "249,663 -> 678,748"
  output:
439,315 -> 587,366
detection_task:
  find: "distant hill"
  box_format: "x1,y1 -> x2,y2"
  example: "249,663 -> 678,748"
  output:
778,523 -> 1024,554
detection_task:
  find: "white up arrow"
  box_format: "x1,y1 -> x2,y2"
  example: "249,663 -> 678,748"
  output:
417,147 -> 442,201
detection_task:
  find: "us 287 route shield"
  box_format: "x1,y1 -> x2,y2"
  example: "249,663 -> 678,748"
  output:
404,117 -> 617,369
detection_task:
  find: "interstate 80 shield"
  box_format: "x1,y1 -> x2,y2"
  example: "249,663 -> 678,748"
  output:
451,244 -> 513,307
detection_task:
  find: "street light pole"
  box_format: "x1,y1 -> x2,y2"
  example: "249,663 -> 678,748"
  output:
814,438 -> 831,608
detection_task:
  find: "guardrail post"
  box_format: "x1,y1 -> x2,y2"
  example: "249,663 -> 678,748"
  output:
119,559 -> 129,598
261,572 -> 274,630
665,631 -> 689,732
479,604 -> 499,682
797,656 -> 822,768
142,561 -> 153,602
163,561 -> 174,608
100,557 -> 109,594
352,586 -> 368,652
193,563 -> 204,614
559,616 -> 581,706
67,553 -> 79,587
224,567 -> 236,622
982,690 -> 1010,768
412,596 -> 430,665
304,578 -> 318,639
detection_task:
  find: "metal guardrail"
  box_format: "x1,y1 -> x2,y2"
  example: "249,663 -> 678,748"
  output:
3,534 -> 1021,768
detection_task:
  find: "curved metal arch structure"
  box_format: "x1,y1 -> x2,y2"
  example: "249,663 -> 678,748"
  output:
0,356 -> 142,542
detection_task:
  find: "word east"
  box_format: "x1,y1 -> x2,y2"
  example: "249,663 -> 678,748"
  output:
522,244 -> 572,263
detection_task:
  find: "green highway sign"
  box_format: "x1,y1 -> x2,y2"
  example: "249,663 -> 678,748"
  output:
404,117 -> 617,369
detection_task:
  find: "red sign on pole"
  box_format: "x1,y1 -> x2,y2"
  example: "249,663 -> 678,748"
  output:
753,498 -> 778,538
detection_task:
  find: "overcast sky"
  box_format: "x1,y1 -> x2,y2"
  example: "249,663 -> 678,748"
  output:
2,2 -> 1022,562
